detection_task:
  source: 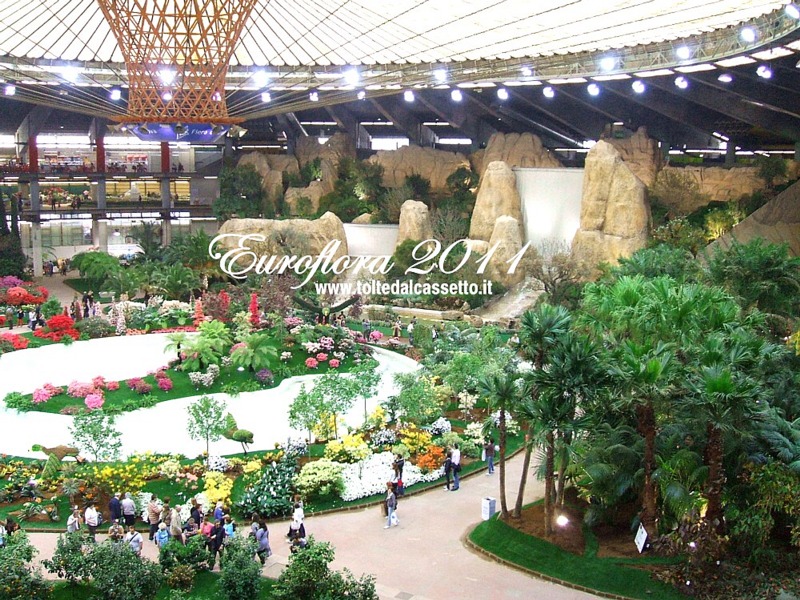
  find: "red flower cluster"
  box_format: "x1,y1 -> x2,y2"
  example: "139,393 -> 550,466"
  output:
34,314 -> 79,342
0,283 -> 48,306
0,332 -> 29,350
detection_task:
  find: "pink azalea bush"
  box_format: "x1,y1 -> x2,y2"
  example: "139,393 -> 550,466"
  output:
316,353 -> 328,362
305,357 -> 319,369
319,336 -> 335,351
369,330 -> 384,341
32,383 -> 63,404
106,381 -> 120,391
84,393 -> 104,410
68,381 -> 97,399
230,342 -> 247,354
329,359 -> 341,368
91,376 -> 107,389
284,316 -> 303,328
157,377 -> 174,392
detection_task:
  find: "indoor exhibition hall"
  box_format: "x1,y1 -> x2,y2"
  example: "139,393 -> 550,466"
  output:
1,2 -> 800,600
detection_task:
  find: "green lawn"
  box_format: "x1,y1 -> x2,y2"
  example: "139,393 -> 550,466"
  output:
63,278 -> 114,304
52,571 -> 276,599
469,515 -> 685,600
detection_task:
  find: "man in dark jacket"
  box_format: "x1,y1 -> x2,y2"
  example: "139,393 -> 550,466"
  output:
108,492 -> 122,523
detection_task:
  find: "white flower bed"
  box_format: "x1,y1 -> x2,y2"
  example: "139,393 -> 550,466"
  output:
339,451 -> 443,501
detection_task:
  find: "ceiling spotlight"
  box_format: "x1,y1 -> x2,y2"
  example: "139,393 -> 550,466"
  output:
674,76 -> 689,89
4,84 -> 15,96
433,68 -> 447,83
786,4 -> 800,19
109,88 -> 122,101
309,91 -> 319,102
403,90 -> 415,102
756,64 -> 772,79
587,83 -> 600,96
61,66 -> 80,82
161,91 -> 173,101
120,125 -> 127,131
252,70 -> 270,87
740,27 -> 757,43
497,88 -> 509,101
599,56 -> 616,71
676,46 -> 692,60
451,89 -> 463,102
717,73 -> 733,83
357,90 -> 366,100
344,68 -> 360,86
631,80 -> 646,94
260,91 -> 271,103
211,91 -> 222,101
158,69 -> 176,85
137,124 -> 150,135
521,66 -> 533,77
543,86 -> 555,98
174,123 -> 186,135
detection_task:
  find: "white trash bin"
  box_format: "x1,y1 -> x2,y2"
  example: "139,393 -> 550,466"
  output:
481,496 -> 497,520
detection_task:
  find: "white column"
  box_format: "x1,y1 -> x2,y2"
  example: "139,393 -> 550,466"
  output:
31,221 -> 43,277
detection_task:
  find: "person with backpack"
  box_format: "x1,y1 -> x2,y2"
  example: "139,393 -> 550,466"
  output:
450,443 -> 462,491
125,525 -> 143,556
443,450 -> 453,491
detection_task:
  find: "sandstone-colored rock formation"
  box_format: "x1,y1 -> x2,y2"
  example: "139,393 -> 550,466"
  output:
473,132 -> 562,177
487,215 -> 525,286
352,213 -> 373,224
571,141 -> 650,273
603,127 -> 662,187
463,314 -> 484,328
396,200 -> 434,247
295,132 -> 355,168
469,161 -> 523,241
284,181 -> 330,216
705,180 -> 800,256
237,152 -> 299,201
660,165 -> 763,205
367,145 -> 470,190
217,212 -> 348,263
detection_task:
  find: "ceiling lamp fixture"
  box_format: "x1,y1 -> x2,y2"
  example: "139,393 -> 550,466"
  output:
344,68 -> 360,86
109,88 -> 122,100
676,46 -> 692,60
631,80 -> 646,94
137,124 -> 150,135
211,125 -> 224,135
357,90 -> 366,100
61,66 -> 81,82
521,66 -> 533,77
587,83 -> 600,96
158,69 -> 176,85
451,89 -> 463,102
260,91 -> 271,103
756,64 -> 772,79
786,4 -> 800,19
4,84 -> 15,96
542,86 -> 555,98
252,70 -> 269,87
433,69 -> 447,83
309,91 -> 319,102
674,76 -> 689,89
599,56 -> 616,71
403,90 -> 415,102
496,88 -> 509,101
717,73 -> 733,83
740,27 -> 757,43
161,91 -> 173,101
174,123 -> 186,134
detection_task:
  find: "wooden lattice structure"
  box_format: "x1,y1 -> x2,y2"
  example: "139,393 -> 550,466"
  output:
97,0 -> 258,124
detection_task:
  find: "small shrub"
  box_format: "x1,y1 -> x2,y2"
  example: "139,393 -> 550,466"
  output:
159,536 -> 212,573
86,541 -> 162,600
218,537 -> 261,600
4,391 -> 34,411
295,460 -> 345,500
165,565 -> 195,591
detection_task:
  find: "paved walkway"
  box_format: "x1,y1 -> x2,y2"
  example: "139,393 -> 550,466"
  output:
28,452 -> 598,600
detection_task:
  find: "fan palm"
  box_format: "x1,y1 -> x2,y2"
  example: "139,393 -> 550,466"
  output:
230,333 -> 279,372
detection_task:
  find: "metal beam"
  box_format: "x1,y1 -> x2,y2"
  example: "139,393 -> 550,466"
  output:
510,89 -> 607,142
369,98 -> 436,147
416,92 -> 496,150
15,105 -> 51,163
691,70 -> 800,120
275,113 -> 307,156
325,105 -> 371,150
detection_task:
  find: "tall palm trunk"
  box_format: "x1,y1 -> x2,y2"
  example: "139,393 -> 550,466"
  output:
704,422 -> 725,533
498,413 -> 509,519
544,431 -> 555,536
637,401 -> 658,534
512,426 -> 533,518
556,432 -> 570,506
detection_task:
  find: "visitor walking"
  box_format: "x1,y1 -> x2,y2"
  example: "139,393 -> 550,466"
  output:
393,453 -> 405,496
121,492 -> 137,526
384,481 -> 398,529
255,520 -> 271,565
451,444 -> 462,491
125,525 -> 143,557
155,522 -> 170,547
392,319 -> 402,338
169,504 -> 184,545
443,450 -> 453,491
484,437 -> 496,475
84,502 -> 100,542
147,495 -> 161,541
209,519 -> 227,569
407,319 -> 415,346
67,509 -> 82,533
108,492 -> 122,523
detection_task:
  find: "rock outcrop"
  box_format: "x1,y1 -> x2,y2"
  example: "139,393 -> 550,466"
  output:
571,141 -> 650,273
469,161 -> 523,241
472,132 -> 562,177
284,180 -> 332,216
603,127 -> 662,187
295,132 -> 355,168
217,212 -> 349,263
660,165 -> 763,206
352,213 -> 373,224
487,215 -> 525,286
237,152 -> 299,201
367,146 -> 470,190
396,200 -> 434,247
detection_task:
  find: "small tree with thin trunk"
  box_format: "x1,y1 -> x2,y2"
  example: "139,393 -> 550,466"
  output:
70,410 -> 122,461
187,395 -> 228,458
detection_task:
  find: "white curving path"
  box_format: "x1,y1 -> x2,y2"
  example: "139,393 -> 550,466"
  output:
0,334 -> 420,458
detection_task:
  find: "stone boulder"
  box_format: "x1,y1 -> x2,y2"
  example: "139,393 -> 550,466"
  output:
474,132 -> 562,176
295,132 -> 355,168
217,212 -> 348,263
603,126 -> 662,187
367,145 -> 470,190
238,152 -> 299,201
463,314 -> 484,328
571,141 -> 650,274
469,161 -> 523,241
352,213 -> 373,224
284,181 -> 330,216
396,200 -> 433,247
660,165 -> 763,206
487,215 -> 525,287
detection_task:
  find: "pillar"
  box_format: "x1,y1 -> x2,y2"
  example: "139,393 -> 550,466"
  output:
160,141 -> 170,173
91,218 -> 108,253
28,136 -> 38,173
96,135 -> 106,173
725,140 -> 736,166
161,218 -> 172,247
96,179 -> 107,210
30,178 -> 40,212
160,177 -> 171,210
31,221 -> 43,277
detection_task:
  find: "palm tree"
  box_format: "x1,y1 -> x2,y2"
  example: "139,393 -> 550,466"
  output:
165,332 -> 190,363
230,333 -> 279,372
516,304 -> 571,518
477,372 -> 521,520
155,263 -> 201,300
129,221 -> 162,261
